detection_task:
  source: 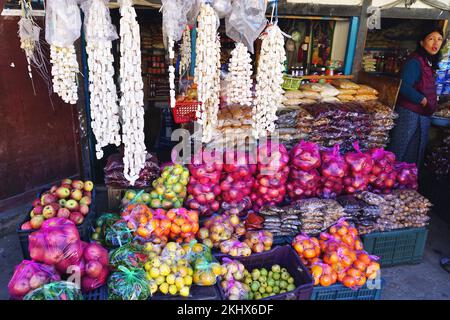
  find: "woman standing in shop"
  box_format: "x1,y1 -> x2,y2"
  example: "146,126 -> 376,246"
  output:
388,25 -> 445,167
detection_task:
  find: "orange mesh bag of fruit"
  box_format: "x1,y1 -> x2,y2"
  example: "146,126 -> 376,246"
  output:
166,208 -> 199,244
292,233 -> 321,266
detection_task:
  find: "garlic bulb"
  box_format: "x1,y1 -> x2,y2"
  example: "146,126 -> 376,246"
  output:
228,42 -> 253,106
119,0 -> 147,185
50,45 -> 79,104
179,26 -> 191,77
85,0 -> 121,160
194,3 -> 221,143
252,24 -> 285,139
168,37 -> 176,109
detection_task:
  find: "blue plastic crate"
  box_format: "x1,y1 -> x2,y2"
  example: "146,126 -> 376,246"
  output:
311,278 -> 384,300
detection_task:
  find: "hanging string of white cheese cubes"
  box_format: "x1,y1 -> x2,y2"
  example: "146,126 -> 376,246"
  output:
194,3 -> 221,143
179,26 -> 191,77
45,0 -> 81,105
82,0 -> 121,160
50,45 -> 79,104
119,0 -> 147,185
228,42 -> 253,106
168,37 -> 176,109
252,24 -> 286,139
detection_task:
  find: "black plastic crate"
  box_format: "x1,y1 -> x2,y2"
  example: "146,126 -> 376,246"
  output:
217,245 -> 313,300
83,285 -> 108,300
16,188 -> 96,260
150,284 -> 222,300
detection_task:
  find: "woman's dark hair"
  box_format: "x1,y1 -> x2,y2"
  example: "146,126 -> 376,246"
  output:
416,23 -> 446,70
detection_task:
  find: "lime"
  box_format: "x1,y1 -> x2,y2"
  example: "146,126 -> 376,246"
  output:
287,284 -> 296,291
260,268 -> 268,277
272,273 -> 280,280
271,265 -> 281,273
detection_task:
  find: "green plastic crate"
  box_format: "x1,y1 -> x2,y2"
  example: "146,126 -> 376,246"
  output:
311,279 -> 384,300
362,227 -> 428,267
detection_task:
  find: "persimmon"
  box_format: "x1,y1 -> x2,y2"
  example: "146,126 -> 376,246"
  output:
342,275 -> 356,288
314,245 -> 321,256
337,226 -> 348,236
320,275 -> 333,287
181,223 -> 192,233
311,237 -> 320,246
348,227 -> 359,238
191,223 -> 199,234
342,234 -> 354,247
310,265 -> 323,278
293,243 -> 304,254
324,252 -> 339,265
303,248 -> 316,259
347,268 -> 362,278
355,275 -> 367,287
353,260 -> 367,272
166,210 -> 176,221
358,253 -> 371,265
137,227 -> 151,238
174,217 -> 185,226
337,272 -> 347,282
354,240 -> 364,251
330,271 -> 338,283
170,224 -> 181,234
329,226 -> 337,234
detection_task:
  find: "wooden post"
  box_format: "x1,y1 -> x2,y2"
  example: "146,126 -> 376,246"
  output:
352,0 -> 371,80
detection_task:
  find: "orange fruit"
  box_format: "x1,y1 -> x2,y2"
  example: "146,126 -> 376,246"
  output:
330,271 -> 338,283
353,260 -> 367,272
191,223 -> 199,234
358,253 -> 371,265
329,226 -> 337,234
314,245 -> 321,256
137,226 -> 150,238
187,211 -> 199,222
303,248 -> 316,259
347,268 -> 362,278
181,223 -> 192,233
293,243 -> 304,254
326,252 -> 339,265
354,240 -> 364,251
170,224 -> 181,234
311,237 -> 320,246
342,275 -> 356,288
166,210 -> 176,221
313,277 -> 320,286
348,227 -> 359,238
355,275 -> 367,287
320,275 -> 333,287
342,234 -> 354,247
337,272 -> 347,282
310,265 -> 323,278
337,226 -> 348,236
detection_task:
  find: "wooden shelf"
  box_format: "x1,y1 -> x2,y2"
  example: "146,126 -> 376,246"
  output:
287,75 -> 354,80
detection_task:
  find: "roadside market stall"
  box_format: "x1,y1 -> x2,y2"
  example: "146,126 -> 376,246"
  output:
5,0 -> 447,301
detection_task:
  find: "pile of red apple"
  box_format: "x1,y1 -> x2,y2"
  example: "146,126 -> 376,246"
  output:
220,150 -> 256,215
21,179 -> 94,230
250,142 -> 290,211
186,150 -> 222,215
287,141 -> 322,200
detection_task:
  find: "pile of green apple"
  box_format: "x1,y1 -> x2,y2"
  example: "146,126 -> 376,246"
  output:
21,179 -> 94,230
243,265 -> 296,300
148,164 -> 189,209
